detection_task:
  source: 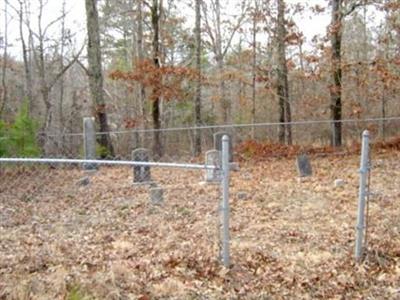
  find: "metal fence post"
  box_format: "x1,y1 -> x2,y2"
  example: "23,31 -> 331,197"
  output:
221,135 -> 230,267
355,130 -> 370,262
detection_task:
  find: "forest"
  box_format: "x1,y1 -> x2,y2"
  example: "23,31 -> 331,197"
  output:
0,0 -> 399,158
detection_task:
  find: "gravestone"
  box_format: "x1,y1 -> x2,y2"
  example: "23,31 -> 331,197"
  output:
334,179 -> 345,187
205,150 -> 222,183
213,132 -> 233,162
150,186 -> 164,205
132,148 -> 152,184
237,191 -> 250,200
83,117 -> 97,170
76,176 -> 90,187
296,154 -> 312,177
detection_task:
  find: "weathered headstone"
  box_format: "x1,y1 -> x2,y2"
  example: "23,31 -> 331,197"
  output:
296,154 -> 312,177
205,150 -> 222,183
242,172 -> 252,181
334,179 -> 345,187
76,176 -> 90,187
229,162 -> 240,172
237,191 -> 250,200
132,148 -> 152,184
150,187 -> 164,205
213,132 -> 233,162
83,117 -> 97,170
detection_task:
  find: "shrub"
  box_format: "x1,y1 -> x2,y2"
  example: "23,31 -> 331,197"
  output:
0,120 -> 7,157
8,102 -> 41,157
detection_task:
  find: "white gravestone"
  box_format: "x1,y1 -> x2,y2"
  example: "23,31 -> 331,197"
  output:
83,117 -> 97,170
205,150 -> 222,183
132,148 -> 152,184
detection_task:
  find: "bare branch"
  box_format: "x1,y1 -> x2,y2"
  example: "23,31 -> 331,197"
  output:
342,0 -> 375,18
76,59 -> 89,76
222,7 -> 248,58
48,42 -> 86,89
42,9 -> 70,38
201,2 -> 217,55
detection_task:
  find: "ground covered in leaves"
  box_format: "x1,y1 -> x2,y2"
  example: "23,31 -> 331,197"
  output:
0,150 -> 399,299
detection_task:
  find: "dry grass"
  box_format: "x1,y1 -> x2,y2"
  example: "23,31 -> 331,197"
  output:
0,150 -> 400,299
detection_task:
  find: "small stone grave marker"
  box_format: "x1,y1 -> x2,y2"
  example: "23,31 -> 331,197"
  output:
334,179 -> 345,187
205,150 -> 222,183
132,148 -> 152,184
77,176 -> 90,187
213,132 -> 233,162
296,154 -> 312,177
237,191 -> 250,200
150,186 -> 164,205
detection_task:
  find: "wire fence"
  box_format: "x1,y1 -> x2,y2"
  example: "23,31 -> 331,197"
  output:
1,123 -> 399,298
0,152 -> 232,299
14,116 -> 399,160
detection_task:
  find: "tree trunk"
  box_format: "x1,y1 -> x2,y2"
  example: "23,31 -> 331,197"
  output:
215,0 -> 229,124
31,0 -> 53,139
85,0 -> 115,158
218,58 -> 228,123
276,0 -> 291,145
137,0 -> 146,145
202,0 -> 246,124
380,91 -> 386,140
298,39 -> 305,90
18,0 -> 33,115
380,5 -> 390,140
361,3 -> 369,114
0,0 -> 8,117
330,0 -> 343,147
251,0 -> 258,139
151,0 -> 163,158
194,0 -> 202,156
58,0 -> 67,152
36,0 -> 53,134
37,30 -> 52,132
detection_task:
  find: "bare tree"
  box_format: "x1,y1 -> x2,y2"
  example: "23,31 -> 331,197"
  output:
329,0 -> 368,147
379,0 -> 395,139
276,0 -> 291,144
150,0 -> 163,157
0,0 -> 9,116
137,0 -> 147,141
16,0 -> 82,134
330,0 -> 343,147
202,0 -> 248,123
85,0 -> 115,157
194,0 -> 202,155
250,0 -> 261,139
7,0 -> 34,114
58,0 -> 66,144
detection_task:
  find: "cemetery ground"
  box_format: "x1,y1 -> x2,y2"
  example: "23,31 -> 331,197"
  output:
0,149 -> 400,299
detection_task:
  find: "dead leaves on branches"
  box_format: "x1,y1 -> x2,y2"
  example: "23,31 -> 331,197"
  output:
109,60 -> 201,101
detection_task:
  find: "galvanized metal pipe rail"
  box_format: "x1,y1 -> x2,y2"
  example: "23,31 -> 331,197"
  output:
0,158 -> 217,170
0,139 -> 231,267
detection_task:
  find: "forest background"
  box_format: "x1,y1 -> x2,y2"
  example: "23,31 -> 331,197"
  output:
0,0 -> 399,158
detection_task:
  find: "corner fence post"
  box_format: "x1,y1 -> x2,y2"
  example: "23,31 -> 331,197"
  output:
221,135 -> 230,267
355,130 -> 370,262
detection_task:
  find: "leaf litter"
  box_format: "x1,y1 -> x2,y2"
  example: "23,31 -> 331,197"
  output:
0,150 -> 399,299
